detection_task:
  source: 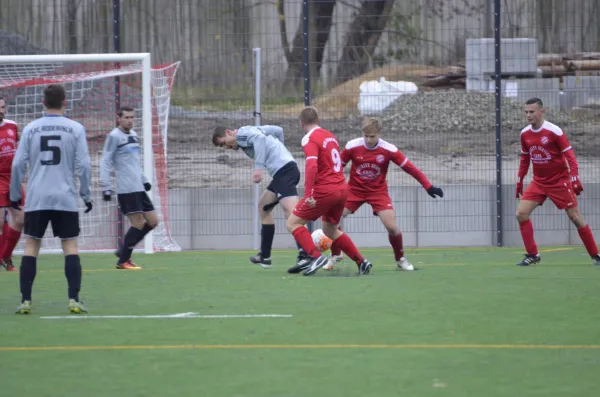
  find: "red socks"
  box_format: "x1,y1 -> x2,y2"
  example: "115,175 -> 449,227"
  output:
292,227 -> 320,258
388,232 -> 404,261
0,223 -> 21,259
519,219 -> 538,255
331,233 -> 363,265
577,225 -> 599,257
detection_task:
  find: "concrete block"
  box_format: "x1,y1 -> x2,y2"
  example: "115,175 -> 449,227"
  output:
466,38 -> 538,77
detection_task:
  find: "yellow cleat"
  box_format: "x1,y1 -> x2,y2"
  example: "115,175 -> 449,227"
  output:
68,299 -> 88,314
15,300 -> 31,314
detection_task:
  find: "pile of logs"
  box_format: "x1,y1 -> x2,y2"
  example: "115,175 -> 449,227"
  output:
538,52 -> 600,77
421,66 -> 466,89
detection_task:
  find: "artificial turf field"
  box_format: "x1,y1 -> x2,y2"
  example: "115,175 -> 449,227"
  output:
0,246 -> 599,397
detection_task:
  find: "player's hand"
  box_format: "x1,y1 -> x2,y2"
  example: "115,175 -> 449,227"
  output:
9,201 -> 21,211
144,182 -> 152,192
427,185 -> 444,198
515,177 -> 524,198
84,201 -> 93,213
571,176 -> 583,196
306,197 -> 316,207
251,170 -> 264,184
103,190 -> 112,201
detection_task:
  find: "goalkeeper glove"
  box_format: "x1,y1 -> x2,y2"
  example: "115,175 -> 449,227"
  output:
144,182 -> 152,192
84,201 -> 93,214
571,176 -> 583,196
103,190 -> 112,201
427,185 -> 444,198
516,177 -> 524,198
9,201 -> 21,211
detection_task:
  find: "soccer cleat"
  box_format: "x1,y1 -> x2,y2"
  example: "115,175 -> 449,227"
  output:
116,259 -> 142,270
2,258 -> 17,272
287,257 -> 312,274
323,253 -> 344,271
15,300 -> 31,314
592,255 -> 600,266
249,253 -> 272,269
358,259 -> 373,275
302,255 -> 331,276
397,257 -> 415,271
68,299 -> 88,314
516,254 -> 541,266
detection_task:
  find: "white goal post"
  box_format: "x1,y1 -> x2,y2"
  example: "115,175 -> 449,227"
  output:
0,53 -> 181,254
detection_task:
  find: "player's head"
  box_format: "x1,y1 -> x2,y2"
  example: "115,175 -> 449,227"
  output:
524,97 -> 545,127
299,106 -> 320,130
43,84 -> 66,111
362,117 -> 382,148
117,106 -> 135,132
0,97 -> 5,122
212,126 -> 238,150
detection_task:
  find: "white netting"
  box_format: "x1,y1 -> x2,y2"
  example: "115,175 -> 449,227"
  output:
0,59 -> 181,253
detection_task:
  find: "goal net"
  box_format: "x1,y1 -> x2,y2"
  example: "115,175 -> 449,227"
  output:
0,53 -> 181,253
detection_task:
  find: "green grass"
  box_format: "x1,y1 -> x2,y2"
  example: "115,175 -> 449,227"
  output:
1,246 -> 600,397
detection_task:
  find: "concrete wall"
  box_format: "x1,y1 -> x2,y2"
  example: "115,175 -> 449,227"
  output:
166,184 -> 600,251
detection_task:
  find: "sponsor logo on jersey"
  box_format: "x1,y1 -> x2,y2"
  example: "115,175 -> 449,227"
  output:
356,163 -> 381,180
529,145 -> 552,164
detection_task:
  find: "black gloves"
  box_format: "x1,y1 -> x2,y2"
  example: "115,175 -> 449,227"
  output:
103,190 -> 112,202
144,182 -> 152,192
84,201 -> 93,213
427,186 -> 444,199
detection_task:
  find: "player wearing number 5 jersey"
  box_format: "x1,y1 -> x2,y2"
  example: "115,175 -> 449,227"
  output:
515,97 -> 600,267
287,106 -> 372,276
10,84 -> 92,314
329,117 -> 443,271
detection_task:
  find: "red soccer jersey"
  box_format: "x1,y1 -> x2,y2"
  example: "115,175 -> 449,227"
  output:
520,121 -> 573,185
301,126 -> 346,195
0,119 -> 19,178
341,137 -> 432,194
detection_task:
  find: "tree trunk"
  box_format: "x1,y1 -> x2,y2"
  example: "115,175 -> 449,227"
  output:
335,0 -> 396,84
279,0 -> 336,90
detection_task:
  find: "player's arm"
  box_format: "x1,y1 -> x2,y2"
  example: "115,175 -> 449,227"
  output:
99,134 -> 117,194
76,127 -> 93,209
9,128 -> 30,205
260,125 -> 285,144
391,149 -> 442,197
238,127 -> 267,171
556,130 -> 582,193
340,145 -> 351,168
302,139 -> 319,198
516,135 -> 530,198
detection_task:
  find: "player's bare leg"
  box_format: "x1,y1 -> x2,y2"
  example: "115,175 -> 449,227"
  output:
286,213 -> 331,275
1,207 -> 24,272
322,221 -> 372,275
565,206 -> 600,264
116,212 -> 158,270
516,199 -> 541,266
377,209 -> 414,271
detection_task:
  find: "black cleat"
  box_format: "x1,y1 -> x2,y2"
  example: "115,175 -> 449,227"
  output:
358,259 -> 373,275
287,257 -> 312,274
302,255 -> 331,276
592,255 -> 600,266
250,253 -> 272,269
516,254 -> 541,266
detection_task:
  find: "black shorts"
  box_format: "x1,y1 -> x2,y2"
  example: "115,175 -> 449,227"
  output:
267,161 -> 300,199
24,210 -> 80,240
117,191 -> 155,215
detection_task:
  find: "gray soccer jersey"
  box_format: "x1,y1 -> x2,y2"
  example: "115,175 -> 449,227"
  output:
10,114 -> 92,212
99,128 -> 149,195
235,125 -> 295,176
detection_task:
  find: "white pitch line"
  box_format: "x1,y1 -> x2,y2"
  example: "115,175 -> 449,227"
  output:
39,313 -> 293,320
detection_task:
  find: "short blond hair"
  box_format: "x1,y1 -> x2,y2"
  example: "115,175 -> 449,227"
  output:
362,117 -> 382,135
299,106 -> 319,125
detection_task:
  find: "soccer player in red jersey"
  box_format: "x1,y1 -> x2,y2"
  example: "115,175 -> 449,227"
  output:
286,106 -> 373,276
515,97 -> 600,266
328,117 -> 443,271
0,97 -> 24,272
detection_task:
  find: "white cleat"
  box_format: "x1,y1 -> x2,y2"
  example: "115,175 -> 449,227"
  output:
397,257 -> 415,271
324,253 -> 344,270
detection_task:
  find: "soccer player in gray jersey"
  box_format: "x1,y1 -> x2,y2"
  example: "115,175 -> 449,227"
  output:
100,106 -> 158,270
10,84 -> 92,314
213,125 -> 307,268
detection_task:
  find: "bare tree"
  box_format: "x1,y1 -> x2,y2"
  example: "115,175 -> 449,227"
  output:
67,0 -> 80,53
335,0 -> 396,84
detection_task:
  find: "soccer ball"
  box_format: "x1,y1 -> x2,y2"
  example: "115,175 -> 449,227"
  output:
311,229 -> 332,252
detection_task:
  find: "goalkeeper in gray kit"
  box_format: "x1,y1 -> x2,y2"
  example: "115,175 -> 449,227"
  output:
11,84 -> 92,315
100,106 -> 158,270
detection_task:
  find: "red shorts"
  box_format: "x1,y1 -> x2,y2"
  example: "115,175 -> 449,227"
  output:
345,189 -> 393,215
0,184 -> 25,208
522,179 -> 577,210
293,187 -> 348,224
